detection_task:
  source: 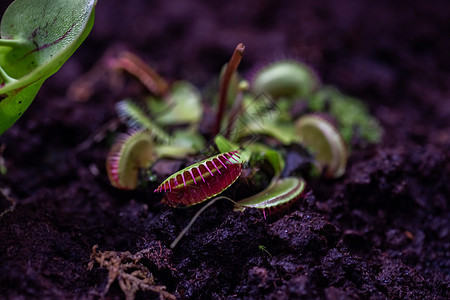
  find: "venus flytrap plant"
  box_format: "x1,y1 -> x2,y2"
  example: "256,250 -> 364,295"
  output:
0,0 -> 97,135
107,47 -> 349,197
106,45 -> 243,193
154,150 -> 244,207
103,45 -> 383,251
104,54 -> 206,187
162,144 -> 306,248
106,130 -> 156,190
106,99 -> 206,189
110,51 -> 203,128
249,59 -> 382,145
152,136 -> 287,209
111,51 -> 205,130
105,44 -> 384,247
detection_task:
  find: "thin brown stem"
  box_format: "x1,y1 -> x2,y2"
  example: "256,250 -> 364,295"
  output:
213,43 -> 245,136
111,51 -> 169,96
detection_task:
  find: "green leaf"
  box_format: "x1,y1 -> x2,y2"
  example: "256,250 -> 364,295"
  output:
237,119 -> 297,145
214,134 -> 239,152
214,134 -> 251,163
246,143 -> 285,180
116,99 -> 170,143
155,129 -> 206,159
231,94 -> 296,145
0,0 -> 97,135
308,86 -> 383,144
171,129 -> 205,151
234,177 -> 306,212
295,114 -> 348,178
155,144 -> 197,159
153,81 -> 203,125
251,60 -> 319,99
263,150 -> 285,179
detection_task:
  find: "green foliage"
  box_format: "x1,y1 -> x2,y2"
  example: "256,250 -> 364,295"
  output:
107,97 -> 207,188
231,94 -> 296,145
0,0 -> 97,135
215,134 -> 239,153
296,114 -> 347,178
249,60 -> 382,145
149,81 -> 203,126
113,80 -> 204,164
251,60 -> 319,99
155,129 -> 206,159
116,99 -> 170,143
246,143 -> 285,180
214,134 -> 251,163
308,86 -> 383,143
106,47 -> 382,215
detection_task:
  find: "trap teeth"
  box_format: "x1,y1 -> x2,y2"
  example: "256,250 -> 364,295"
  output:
154,151 -> 243,207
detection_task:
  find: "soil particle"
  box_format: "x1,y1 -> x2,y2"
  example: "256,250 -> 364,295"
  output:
268,211 -> 339,255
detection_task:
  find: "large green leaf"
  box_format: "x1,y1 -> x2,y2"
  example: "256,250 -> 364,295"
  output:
0,0 -> 97,135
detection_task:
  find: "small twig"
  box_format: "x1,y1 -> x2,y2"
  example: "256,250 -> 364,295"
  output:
213,43 -> 245,136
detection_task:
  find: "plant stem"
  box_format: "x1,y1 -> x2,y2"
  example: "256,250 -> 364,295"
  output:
110,51 -> 169,96
213,43 -> 245,136
171,196 -> 231,248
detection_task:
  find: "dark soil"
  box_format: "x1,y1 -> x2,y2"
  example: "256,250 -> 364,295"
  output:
1,0 -> 449,299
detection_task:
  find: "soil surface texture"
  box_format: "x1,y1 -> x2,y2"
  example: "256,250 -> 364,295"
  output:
0,0 -> 449,299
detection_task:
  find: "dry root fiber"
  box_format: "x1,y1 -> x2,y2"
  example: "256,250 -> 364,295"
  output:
88,245 -> 175,300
